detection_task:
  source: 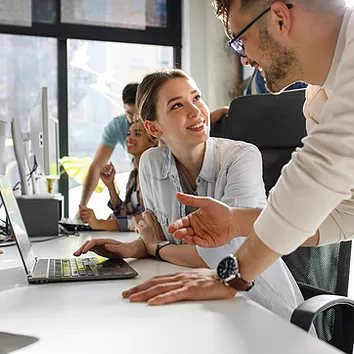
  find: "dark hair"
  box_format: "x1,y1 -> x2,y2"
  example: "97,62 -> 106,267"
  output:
213,0 -> 273,36
213,0 -> 339,35
136,69 -> 189,122
122,83 -> 139,105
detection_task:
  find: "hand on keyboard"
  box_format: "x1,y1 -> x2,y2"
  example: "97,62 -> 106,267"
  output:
73,237 -> 148,259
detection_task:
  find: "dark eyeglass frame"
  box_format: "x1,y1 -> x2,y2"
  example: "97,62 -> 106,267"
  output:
228,3 -> 293,58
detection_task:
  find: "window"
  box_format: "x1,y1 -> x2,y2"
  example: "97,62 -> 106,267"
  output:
0,34 -> 57,187
0,0 -> 32,27
0,0 -> 181,216
67,39 -> 174,216
61,0 -> 146,29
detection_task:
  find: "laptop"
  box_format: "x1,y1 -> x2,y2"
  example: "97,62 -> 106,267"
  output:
0,176 -> 138,284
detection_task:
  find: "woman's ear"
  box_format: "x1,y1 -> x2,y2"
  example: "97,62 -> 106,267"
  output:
144,120 -> 162,139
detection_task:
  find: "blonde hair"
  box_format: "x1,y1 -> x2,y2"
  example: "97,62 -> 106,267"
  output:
136,69 -> 190,123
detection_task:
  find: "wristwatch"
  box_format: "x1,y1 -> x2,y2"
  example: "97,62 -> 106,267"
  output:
216,255 -> 255,292
155,240 -> 171,261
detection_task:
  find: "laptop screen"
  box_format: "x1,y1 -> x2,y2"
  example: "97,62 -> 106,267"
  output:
0,176 -> 35,274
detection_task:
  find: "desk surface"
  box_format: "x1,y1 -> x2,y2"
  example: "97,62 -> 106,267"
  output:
0,232 -> 341,354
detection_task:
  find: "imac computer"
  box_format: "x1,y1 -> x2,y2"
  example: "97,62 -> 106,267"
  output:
11,88 -> 63,236
0,118 -> 6,176
11,87 -> 60,195
29,87 -> 60,179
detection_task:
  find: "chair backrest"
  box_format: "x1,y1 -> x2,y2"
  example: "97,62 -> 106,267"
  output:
210,89 -> 352,349
210,89 -> 307,195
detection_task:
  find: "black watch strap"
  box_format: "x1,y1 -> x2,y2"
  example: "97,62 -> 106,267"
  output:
155,241 -> 171,261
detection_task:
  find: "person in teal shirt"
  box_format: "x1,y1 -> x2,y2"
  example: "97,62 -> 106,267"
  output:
77,83 -> 139,214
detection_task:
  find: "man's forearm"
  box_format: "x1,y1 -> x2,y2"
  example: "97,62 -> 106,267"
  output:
80,164 -> 101,206
235,228 -> 281,282
232,208 -> 263,236
232,207 -> 319,245
236,228 -> 320,282
159,244 -> 208,268
301,230 -> 320,247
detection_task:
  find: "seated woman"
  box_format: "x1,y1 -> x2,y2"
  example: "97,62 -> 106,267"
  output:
79,121 -> 157,231
74,69 -> 304,321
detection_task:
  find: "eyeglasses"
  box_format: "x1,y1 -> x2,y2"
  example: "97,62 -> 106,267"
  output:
228,4 -> 293,58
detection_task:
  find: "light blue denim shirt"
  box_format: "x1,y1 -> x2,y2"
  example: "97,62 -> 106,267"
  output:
139,137 -> 306,322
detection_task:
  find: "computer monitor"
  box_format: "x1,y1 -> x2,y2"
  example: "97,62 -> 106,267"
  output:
11,118 -> 31,195
0,119 -> 6,175
11,87 -> 60,195
29,87 -> 60,179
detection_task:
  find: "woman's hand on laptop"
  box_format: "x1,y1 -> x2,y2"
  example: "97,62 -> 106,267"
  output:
73,238 -> 148,259
122,269 -> 236,305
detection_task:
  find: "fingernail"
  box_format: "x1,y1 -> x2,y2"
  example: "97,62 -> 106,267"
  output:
129,294 -> 139,301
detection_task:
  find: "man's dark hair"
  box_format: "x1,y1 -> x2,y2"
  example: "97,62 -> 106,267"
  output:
122,83 -> 139,105
213,0 -> 272,36
213,0 -> 344,34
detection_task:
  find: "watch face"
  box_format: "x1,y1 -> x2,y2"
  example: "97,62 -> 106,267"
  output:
217,256 -> 237,280
159,241 -> 170,247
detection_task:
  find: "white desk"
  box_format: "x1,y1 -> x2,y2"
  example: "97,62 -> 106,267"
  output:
0,232 -> 342,354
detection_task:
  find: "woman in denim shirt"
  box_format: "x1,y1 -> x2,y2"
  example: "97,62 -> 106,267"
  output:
75,69 -> 306,322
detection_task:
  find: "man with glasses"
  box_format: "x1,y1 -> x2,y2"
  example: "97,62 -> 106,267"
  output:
122,0 -> 354,305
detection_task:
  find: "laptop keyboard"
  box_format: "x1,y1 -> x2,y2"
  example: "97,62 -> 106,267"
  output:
48,258 -> 100,279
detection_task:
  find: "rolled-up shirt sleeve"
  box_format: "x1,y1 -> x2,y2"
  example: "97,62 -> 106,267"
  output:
319,207 -> 354,245
254,37 -> 354,255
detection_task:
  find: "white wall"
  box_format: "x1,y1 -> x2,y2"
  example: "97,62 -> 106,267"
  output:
182,0 -> 239,111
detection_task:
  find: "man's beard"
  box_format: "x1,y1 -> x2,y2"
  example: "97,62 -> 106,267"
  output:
258,27 -> 299,94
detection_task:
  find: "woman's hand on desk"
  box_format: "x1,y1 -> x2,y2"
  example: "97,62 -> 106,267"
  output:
73,238 -> 148,259
122,269 -> 236,305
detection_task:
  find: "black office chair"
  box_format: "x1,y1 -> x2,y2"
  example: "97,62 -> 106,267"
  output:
211,89 -> 354,353
210,89 -> 307,195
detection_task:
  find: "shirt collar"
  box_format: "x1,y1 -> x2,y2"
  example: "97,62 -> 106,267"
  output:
161,145 -> 174,179
160,138 -> 216,182
198,138 -> 216,182
323,7 -> 352,91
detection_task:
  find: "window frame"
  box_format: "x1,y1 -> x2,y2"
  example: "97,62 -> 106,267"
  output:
0,0 -> 182,215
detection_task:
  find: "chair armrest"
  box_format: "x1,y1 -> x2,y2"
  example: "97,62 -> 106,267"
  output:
291,295 -> 354,332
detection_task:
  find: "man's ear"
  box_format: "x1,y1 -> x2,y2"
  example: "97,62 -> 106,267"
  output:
144,120 -> 162,138
270,2 -> 292,36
